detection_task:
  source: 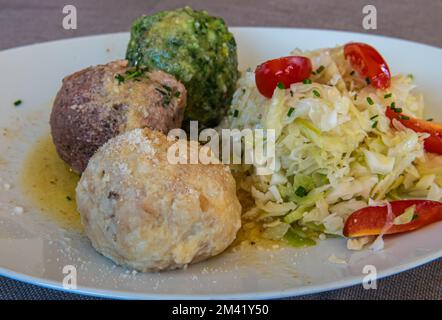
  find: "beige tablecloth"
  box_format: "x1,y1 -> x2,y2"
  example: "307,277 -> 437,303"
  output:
1,0 -> 441,300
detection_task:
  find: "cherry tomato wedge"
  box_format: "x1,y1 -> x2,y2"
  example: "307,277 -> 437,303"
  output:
386,107 -> 442,154
255,56 -> 312,98
343,200 -> 442,238
344,42 -> 391,89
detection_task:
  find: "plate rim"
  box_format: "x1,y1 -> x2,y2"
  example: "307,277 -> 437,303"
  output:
0,250 -> 441,299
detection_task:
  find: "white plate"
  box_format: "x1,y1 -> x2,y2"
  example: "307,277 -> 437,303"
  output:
0,28 -> 442,299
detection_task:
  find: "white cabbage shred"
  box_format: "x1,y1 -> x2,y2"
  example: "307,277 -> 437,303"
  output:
223,45 -> 441,243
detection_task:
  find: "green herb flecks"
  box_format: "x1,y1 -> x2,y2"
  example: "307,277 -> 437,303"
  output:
115,74 -> 125,84
155,84 -> 181,106
115,66 -> 149,85
367,97 -> 374,105
13,99 -> 22,107
389,102 -> 403,114
124,69 -> 143,80
316,65 -> 325,74
295,186 -> 308,197
287,107 -> 295,117
277,82 -> 285,89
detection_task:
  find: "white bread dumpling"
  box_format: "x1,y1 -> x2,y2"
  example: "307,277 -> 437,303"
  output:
76,128 -> 241,272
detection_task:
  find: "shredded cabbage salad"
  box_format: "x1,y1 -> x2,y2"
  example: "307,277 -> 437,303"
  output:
223,45 -> 442,246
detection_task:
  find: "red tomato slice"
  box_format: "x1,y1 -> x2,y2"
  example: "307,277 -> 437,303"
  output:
343,200 -> 442,238
255,56 -> 312,98
344,42 -> 391,89
386,107 -> 442,154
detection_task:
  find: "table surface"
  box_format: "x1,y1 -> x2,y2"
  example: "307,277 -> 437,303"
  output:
1,0 -> 441,300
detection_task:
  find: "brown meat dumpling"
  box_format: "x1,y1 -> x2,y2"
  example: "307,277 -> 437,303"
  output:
50,60 -> 186,173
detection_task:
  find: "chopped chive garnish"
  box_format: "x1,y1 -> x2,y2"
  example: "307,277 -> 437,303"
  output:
162,84 -> 172,92
66,196 -> 72,201
388,103 -> 402,114
312,90 -> 321,98
116,66 -> 149,84
290,90 -> 294,97
316,65 -> 325,74
354,94 -> 358,101
427,118 -> 434,122
13,99 -> 22,106
163,96 -> 171,105
389,102 -> 402,114
287,107 -> 295,117
233,109 -> 239,118
365,77 -> 371,85
370,114 -> 379,120
277,82 -> 285,89
155,87 -> 174,106
384,93 -> 392,99
115,74 -> 124,84
303,79 -> 312,84
295,186 -> 308,197
174,91 -> 181,97
125,70 -> 142,80
371,121 -> 378,128
399,115 -> 410,120
155,88 -> 167,96
350,70 -> 355,76
367,97 -> 374,105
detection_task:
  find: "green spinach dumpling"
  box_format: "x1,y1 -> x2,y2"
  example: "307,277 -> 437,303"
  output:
126,7 -> 239,129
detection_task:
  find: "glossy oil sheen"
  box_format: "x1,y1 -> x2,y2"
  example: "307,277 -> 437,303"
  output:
20,134 -> 82,231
